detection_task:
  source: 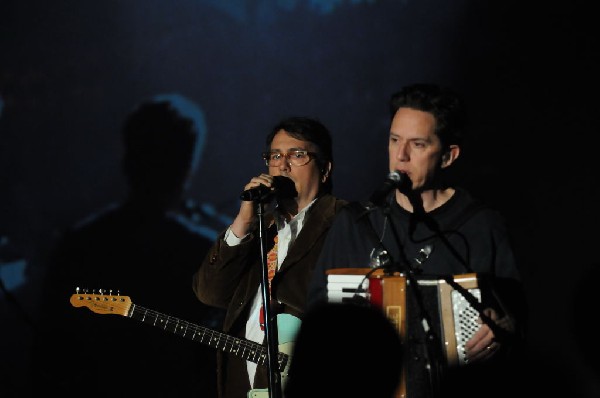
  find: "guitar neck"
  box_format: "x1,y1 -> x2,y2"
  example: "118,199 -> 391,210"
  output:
128,303 -> 285,369
69,291 -> 289,372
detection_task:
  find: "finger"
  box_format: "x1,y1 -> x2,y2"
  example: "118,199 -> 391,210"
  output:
466,341 -> 499,363
244,175 -> 273,190
482,307 -> 498,320
465,323 -> 494,351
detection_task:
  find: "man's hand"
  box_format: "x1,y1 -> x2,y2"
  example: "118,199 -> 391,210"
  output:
464,307 -> 515,363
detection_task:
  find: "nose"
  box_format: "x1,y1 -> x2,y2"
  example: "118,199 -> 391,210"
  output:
278,155 -> 291,172
395,142 -> 409,161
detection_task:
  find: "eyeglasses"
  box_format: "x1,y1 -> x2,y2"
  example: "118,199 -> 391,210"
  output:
262,150 -> 317,167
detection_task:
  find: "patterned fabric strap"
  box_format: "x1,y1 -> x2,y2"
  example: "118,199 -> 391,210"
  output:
261,234 -> 279,331
267,234 -> 278,291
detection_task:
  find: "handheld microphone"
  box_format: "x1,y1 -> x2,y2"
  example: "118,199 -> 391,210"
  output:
368,170 -> 410,207
240,176 -> 298,201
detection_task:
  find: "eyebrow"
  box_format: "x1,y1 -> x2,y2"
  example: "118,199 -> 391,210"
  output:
268,147 -> 308,152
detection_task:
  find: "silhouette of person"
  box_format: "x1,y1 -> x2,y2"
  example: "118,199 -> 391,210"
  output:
0,235 -> 39,397
283,302 -> 403,398
568,262 -> 600,397
30,94 -> 226,397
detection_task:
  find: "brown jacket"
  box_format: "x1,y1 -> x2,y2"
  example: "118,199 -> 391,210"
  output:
193,194 -> 347,398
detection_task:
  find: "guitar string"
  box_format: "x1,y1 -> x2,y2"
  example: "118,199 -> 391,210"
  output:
130,304 -> 288,369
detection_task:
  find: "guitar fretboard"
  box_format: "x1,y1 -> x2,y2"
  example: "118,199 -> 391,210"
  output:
127,303 -> 288,372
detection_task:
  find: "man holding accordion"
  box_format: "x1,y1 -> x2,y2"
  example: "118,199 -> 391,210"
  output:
306,83 -> 526,398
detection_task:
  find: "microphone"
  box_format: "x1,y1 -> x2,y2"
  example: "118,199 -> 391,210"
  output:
368,170 -> 410,206
414,244 -> 433,266
240,175 -> 298,201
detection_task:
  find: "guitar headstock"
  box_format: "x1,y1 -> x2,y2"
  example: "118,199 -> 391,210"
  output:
70,290 -> 132,317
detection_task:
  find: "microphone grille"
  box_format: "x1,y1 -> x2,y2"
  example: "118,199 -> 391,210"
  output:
272,176 -> 298,199
388,170 -> 402,182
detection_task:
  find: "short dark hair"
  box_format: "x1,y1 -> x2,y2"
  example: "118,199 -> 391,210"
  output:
389,83 -> 467,150
266,116 -> 333,194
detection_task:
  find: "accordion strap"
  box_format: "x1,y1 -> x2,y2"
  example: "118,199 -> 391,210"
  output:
346,198 -> 488,268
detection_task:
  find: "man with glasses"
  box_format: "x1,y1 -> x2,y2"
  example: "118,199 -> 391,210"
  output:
193,116 -> 347,398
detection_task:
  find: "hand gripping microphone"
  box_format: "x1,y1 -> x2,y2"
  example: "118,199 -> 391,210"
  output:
368,170 -> 410,207
240,175 -> 298,201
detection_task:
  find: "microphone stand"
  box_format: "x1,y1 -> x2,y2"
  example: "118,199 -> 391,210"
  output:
254,197 -> 282,398
382,194 -> 445,398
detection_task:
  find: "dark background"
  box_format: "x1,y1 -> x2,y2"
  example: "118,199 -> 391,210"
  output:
1,0 -> 598,396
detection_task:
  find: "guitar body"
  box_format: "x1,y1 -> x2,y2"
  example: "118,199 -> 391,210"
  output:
247,313 -> 301,397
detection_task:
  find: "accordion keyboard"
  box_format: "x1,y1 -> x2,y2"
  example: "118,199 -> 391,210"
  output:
451,288 -> 481,365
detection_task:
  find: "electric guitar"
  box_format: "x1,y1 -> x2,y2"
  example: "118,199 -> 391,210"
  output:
69,290 -> 300,397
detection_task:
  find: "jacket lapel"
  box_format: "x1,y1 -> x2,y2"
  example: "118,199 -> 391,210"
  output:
279,195 -> 337,270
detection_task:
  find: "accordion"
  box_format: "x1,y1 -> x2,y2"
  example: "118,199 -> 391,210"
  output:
326,268 -> 483,398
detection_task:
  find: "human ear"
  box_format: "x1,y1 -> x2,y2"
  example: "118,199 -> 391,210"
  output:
321,162 -> 332,182
441,145 -> 460,168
